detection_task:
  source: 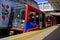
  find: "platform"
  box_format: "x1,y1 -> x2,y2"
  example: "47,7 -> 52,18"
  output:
0,25 -> 59,40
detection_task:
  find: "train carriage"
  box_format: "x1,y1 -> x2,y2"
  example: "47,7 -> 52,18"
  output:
9,5 -> 46,34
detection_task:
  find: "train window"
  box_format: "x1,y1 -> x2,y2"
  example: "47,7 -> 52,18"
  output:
21,10 -> 25,19
12,9 -> 20,28
46,17 -> 51,21
29,11 -> 35,22
12,8 -> 25,29
35,13 -> 39,22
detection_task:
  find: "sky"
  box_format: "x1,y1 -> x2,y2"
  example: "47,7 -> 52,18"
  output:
35,0 -> 47,2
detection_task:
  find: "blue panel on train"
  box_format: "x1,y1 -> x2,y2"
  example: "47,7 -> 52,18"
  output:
24,21 -> 39,30
8,1 -> 20,7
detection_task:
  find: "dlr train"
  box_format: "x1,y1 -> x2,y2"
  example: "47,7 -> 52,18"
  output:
0,0 -> 56,36
9,5 -> 56,34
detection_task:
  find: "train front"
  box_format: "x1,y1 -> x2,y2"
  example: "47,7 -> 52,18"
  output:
9,5 -> 26,35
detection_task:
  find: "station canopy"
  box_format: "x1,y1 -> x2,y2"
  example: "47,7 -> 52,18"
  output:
48,0 -> 60,10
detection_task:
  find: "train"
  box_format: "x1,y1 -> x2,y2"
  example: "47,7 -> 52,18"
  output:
7,5 -> 56,35
0,0 -> 56,36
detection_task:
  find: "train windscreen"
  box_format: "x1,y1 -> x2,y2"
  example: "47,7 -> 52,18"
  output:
12,8 -> 25,29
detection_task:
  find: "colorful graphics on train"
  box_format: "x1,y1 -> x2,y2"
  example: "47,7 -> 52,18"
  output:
0,0 -> 11,28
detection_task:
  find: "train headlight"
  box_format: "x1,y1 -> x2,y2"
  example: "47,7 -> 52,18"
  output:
22,20 -> 25,22
9,31 -> 14,35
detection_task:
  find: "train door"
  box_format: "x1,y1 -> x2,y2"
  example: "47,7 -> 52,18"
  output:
25,5 -> 40,31
28,11 -> 40,30
27,11 -> 40,31
35,12 -> 40,29
25,10 -> 37,31
42,13 -> 46,28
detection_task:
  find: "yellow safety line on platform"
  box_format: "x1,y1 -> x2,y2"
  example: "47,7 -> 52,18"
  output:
28,25 -> 59,40
9,25 -> 58,40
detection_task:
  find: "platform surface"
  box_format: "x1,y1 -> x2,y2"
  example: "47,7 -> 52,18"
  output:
0,25 -> 59,40
44,25 -> 60,40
